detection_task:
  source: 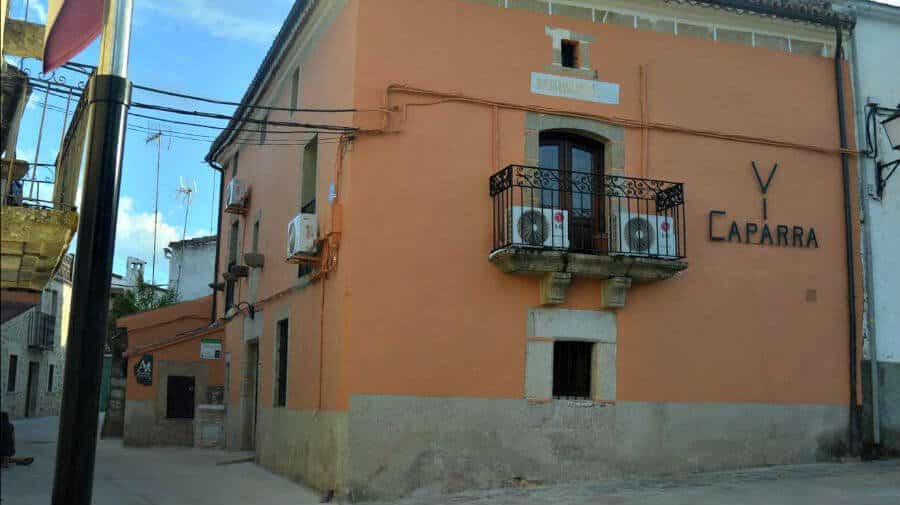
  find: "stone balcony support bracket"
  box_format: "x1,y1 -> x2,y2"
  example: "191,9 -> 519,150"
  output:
489,247 -> 687,307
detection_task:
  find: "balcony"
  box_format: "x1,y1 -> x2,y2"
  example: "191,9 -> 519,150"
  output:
1,66 -> 87,292
24,309 -> 56,350
489,164 -> 688,307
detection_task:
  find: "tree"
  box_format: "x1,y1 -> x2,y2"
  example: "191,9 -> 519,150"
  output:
107,278 -> 179,361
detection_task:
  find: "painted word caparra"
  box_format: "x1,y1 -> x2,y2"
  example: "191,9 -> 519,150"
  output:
708,211 -> 818,248
707,162 -> 819,249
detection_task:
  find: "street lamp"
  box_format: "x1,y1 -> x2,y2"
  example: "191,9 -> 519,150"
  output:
876,110 -> 900,198
883,111 -> 900,151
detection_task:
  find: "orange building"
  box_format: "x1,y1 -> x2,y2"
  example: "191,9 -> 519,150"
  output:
120,296 -> 225,448
204,0 -> 862,499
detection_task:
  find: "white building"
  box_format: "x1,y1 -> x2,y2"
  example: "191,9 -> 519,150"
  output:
839,0 -> 900,453
165,235 -> 217,302
1,255 -> 73,419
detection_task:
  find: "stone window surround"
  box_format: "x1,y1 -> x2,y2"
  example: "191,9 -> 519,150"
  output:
545,26 -> 597,79
525,308 -> 617,402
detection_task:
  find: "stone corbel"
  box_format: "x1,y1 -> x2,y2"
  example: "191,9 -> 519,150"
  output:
540,272 -> 572,305
601,276 -> 632,309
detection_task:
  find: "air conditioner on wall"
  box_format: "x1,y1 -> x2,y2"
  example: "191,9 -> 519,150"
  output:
507,206 -> 569,248
609,210 -> 677,258
224,178 -> 249,212
286,213 -> 317,258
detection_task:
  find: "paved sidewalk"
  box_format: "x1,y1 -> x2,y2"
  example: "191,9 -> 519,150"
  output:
3,416 -> 899,504
1,416 -> 320,505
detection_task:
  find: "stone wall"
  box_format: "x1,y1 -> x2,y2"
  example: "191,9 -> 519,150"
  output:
194,404 -> 225,448
345,395 -> 848,500
123,399 -> 194,446
255,407 -> 348,494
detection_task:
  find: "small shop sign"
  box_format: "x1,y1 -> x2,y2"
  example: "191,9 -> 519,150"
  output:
200,338 -> 222,360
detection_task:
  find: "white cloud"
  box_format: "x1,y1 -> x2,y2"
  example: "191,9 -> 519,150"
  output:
142,0 -> 281,44
113,196 -> 185,284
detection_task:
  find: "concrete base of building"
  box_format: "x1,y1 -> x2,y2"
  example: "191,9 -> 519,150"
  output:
343,396 -> 848,500
245,395 -> 848,500
123,399 -> 194,447
255,407 -> 348,493
862,360 -> 900,455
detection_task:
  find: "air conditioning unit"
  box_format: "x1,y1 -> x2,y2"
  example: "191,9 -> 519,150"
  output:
287,213 -> 317,258
224,178 -> 249,213
507,206 -> 569,248
609,210 -> 678,258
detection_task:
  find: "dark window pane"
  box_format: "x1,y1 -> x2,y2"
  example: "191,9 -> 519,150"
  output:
561,40 -> 579,68
539,144 -> 560,208
553,341 -> 592,399
276,319 -> 289,407
7,355 -> 17,392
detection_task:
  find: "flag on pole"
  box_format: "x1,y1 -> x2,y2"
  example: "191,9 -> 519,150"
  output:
43,0 -> 104,73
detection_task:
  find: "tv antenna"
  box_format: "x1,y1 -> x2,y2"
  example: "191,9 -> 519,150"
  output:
172,178 -> 199,295
145,127 -> 167,285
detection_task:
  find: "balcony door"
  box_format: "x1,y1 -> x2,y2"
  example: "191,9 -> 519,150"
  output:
538,133 -> 605,251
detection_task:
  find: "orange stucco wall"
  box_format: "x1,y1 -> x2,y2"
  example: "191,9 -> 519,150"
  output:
217,1 -> 358,411
215,0 -> 862,413
122,296 -> 224,401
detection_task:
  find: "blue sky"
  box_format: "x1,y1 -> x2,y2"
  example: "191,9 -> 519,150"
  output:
7,0 -> 293,286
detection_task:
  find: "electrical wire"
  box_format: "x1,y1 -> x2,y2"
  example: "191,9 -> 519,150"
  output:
129,101 -> 357,131
131,83 -> 363,113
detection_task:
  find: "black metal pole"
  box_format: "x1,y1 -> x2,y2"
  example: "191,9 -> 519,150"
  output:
833,25 -> 860,456
51,1 -> 133,502
50,72 -> 131,505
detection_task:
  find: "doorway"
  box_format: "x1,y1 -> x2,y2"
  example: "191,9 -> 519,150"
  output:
539,132 -> 605,252
25,362 -> 40,417
166,375 -> 195,419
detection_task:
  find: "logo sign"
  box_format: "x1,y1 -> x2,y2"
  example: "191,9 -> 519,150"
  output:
134,354 -> 153,386
708,162 -> 818,248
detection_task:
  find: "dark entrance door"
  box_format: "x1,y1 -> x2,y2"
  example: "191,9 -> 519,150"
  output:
25,362 -> 40,417
539,133 -> 605,252
166,375 -> 195,419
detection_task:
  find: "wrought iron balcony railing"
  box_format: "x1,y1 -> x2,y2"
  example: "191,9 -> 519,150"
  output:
25,309 -> 56,350
490,165 -> 686,259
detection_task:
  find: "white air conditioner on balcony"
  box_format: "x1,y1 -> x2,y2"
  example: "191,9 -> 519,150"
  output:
286,213 -> 317,258
507,206 -> 569,248
224,178 -> 249,213
609,210 -> 677,258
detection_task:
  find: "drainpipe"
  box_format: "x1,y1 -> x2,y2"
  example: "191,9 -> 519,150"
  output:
833,25 -> 861,456
843,10 -> 881,450
208,160 -> 225,323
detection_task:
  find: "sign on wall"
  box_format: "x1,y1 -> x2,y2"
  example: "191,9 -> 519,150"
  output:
200,339 -> 222,360
708,162 -> 819,248
530,72 -> 620,105
134,354 -> 152,386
